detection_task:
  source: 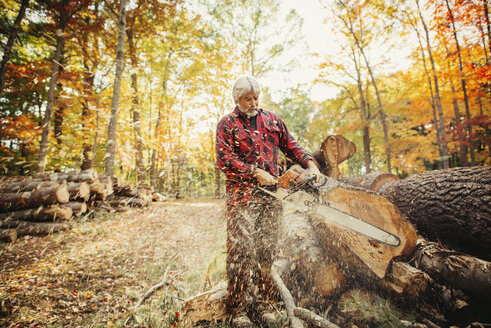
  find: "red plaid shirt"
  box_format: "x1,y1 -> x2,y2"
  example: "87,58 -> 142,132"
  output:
216,107 -> 313,206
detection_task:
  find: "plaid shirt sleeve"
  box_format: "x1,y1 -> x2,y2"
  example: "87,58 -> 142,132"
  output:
216,116 -> 255,179
276,115 -> 313,168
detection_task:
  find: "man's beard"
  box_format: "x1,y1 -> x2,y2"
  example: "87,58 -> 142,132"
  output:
239,106 -> 258,118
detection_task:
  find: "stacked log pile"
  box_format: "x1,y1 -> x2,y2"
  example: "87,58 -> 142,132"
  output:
0,169 -> 152,242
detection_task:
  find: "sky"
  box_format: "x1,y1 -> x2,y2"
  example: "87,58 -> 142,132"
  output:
261,0 -> 416,103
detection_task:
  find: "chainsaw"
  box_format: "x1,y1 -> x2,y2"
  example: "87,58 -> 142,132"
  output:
258,165 -> 401,247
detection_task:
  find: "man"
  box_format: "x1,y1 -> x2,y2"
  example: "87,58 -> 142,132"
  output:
216,75 -> 320,327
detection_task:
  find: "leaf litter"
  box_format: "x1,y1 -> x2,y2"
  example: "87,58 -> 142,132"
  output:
0,200 -> 227,327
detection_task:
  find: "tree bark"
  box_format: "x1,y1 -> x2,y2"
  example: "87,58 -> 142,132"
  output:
0,0 -> 29,98
0,185 -> 70,212
0,221 -> 70,236
126,22 -> 146,184
61,201 -> 87,217
66,182 -> 90,201
34,168 -> 98,183
105,0 -> 127,177
412,240 -> 491,300
338,172 -> 399,192
37,24 -> 67,173
0,205 -> 72,222
379,166 -> 491,260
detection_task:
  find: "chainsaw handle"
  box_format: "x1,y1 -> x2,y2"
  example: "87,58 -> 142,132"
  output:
311,175 -> 328,189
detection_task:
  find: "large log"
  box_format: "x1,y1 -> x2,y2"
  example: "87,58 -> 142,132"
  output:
33,168 -> 98,183
181,281 -> 228,325
312,177 -> 418,280
312,135 -> 356,179
379,166 -> 491,260
0,184 -> 70,212
339,172 -> 400,192
278,203 -> 344,305
0,205 -> 72,222
0,221 -> 71,235
0,180 -> 59,193
67,182 -> 90,201
60,202 -> 87,217
412,240 -> 491,300
0,229 -> 17,242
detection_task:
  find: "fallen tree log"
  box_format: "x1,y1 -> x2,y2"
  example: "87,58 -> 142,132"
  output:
379,166 -> 491,261
67,182 -> 90,201
181,281 -> 228,325
0,221 -> 71,235
0,205 -> 72,222
411,240 -> 491,300
312,177 -> 418,280
339,172 -> 399,192
312,135 -> 356,179
0,229 -> 17,242
33,168 -> 98,183
108,196 -> 148,208
89,180 -> 108,201
278,203 -> 344,305
0,184 -> 70,212
0,180 -> 60,193
60,202 -> 87,217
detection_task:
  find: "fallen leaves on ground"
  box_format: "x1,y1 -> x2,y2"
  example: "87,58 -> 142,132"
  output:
0,200 -> 227,327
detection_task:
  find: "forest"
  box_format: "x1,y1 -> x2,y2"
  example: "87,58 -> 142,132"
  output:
0,1 -> 490,327
0,0 -> 489,198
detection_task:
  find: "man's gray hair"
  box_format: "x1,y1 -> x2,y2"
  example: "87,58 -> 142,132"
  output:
232,75 -> 261,103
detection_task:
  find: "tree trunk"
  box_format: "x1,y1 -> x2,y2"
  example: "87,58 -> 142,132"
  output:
338,5 -> 392,172
445,0 -> 476,166
0,229 -> 17,242
379,166 -> 491,260
37,23 -> 67,173
278,205 -> 345,306
66,181 -> 90,201
34,168 -> 98,182
61,201 -> 87,217
412,240 -> 491,300
126,23 -> 146,184
0,222 -> 70,236
416,0 -> 450,169
0,0 -> 29,98
0,184 -> 70,212
105,0 -> 127,177
338,171 -> 399,192
443,42 -> 469,166
312,179 -> 418,280
0,180 -> 60,193
409,12 -> 444,166
0,205 -> 72,222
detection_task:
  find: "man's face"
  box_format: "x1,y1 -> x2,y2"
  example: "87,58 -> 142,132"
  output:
237,91 -> 258,118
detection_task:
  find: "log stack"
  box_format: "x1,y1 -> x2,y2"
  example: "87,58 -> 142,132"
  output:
0,169 -> 151,242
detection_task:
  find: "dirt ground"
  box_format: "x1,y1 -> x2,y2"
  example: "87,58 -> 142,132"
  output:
0,200 -> 228,328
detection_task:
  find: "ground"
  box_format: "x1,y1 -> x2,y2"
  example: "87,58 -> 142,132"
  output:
0,200 -> 228,328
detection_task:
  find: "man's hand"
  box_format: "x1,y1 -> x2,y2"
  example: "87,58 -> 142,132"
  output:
253,168 -> 277,186
306,160 -> 322,182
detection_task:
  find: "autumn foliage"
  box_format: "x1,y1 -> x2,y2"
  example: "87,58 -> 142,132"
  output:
0,0 -> 489,194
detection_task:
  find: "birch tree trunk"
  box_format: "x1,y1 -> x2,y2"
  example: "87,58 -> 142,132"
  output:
126,23 -> 146,184
105,0 -> 127,177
